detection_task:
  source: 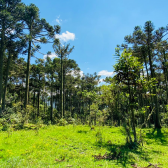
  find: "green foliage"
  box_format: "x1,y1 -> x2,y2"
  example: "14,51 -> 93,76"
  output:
58,118 -> 68,126
161,109 -> 168,126
95,130 -> 103,144
96,109 -> 109,126
67,117 -> 76,125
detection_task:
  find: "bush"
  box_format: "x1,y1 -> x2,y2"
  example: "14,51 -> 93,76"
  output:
161,112 -> 168,126
0,118 -> 8,131
58,118 -> 68,126
67,117 -> 75,125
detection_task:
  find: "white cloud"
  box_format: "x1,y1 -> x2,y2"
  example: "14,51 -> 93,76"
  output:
79,70 -> 84,77
98,70 -> 115,77
56,19 -> 61,24
55,31 -> 75,42
99,78 -> 104,83
56,15 -> 62,25
43,52 -> 58,60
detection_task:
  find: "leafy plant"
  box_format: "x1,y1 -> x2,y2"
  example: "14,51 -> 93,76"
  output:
58,118 -> 68,126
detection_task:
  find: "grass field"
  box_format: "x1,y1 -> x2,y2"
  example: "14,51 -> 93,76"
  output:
0,125 -> 168,168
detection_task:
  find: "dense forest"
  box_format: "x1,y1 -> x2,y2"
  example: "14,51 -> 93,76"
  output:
1,0 -> 168,148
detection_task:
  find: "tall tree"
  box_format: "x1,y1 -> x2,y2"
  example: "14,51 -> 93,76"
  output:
30,59 -> 45,117
124,21 -> 167,129
53,42 -> 74,118
114,50 -> 143,143
0,0 -> 24,115
22,3 -> 60,109
45,54 -> 60,122
2,32 -> 26,111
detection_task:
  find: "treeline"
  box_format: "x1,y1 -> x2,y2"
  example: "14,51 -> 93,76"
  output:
0,0 -> 100,126
1,1 -> 168,144
101,21 -> 168,143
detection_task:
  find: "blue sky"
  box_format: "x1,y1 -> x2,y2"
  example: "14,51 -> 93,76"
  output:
22,0 -> 168,83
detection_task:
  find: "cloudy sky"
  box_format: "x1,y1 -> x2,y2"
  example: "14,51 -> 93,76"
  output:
22,0 -> 168,83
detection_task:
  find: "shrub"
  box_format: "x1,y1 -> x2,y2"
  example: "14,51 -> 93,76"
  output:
67,117 -> 76,125
58,118 -> 68,126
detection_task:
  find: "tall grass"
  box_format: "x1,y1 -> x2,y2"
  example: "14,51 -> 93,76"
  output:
0,125 -> 168,168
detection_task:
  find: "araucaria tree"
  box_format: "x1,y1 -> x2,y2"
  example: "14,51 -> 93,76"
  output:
22,3 -> 60,109
0,0 -> 24,115
53,42 -> 74,118
123,21 -> 168,129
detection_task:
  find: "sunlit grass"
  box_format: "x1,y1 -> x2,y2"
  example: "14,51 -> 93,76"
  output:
0,125 -> 168,168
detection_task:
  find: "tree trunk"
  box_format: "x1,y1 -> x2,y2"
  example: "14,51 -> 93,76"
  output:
163,50 -> 168,104
63,77 -> 65,118
44,97 -> 46,114
2,50 -> 12,111
50,80 -> 53,122
37,91 -> 40,116
61,52 -> 64,118
24,34 -> 32,108
147,25 -> 161,129
0,24 -> 5,116
89,100 -> 91,126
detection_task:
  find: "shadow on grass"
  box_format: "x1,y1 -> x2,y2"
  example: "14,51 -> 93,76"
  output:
145,128 -> 168,145
77,130 -> 88,134
93,141 -> 150,168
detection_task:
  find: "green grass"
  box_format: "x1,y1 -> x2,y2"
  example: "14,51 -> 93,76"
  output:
0,125 -> 168,168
